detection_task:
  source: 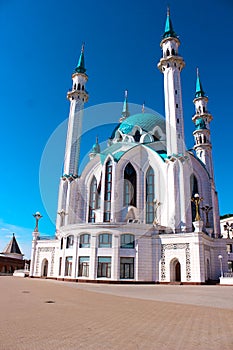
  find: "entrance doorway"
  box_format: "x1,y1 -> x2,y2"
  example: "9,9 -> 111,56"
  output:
41,259 -> 48,277
170,258 -> 181,282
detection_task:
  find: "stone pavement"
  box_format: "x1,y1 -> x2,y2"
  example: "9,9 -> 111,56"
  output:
0,277 -> 233,350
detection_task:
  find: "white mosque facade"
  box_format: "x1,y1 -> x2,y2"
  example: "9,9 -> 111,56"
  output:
30,11 -> 232,283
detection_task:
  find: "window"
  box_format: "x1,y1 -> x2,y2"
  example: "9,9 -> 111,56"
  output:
65,257 -> 72,276
171,48 -> 175,55
190,174 -> 199,221
60,237 -> 63,250
66,235 -> 74,248
177,118 -> 179,124
104,161 -> 112,222
166,49 -> 170,56
124,163 -> 137,207
146,167 -> 155,224
120,257 -> 134,279
227,244 -> 232,253
120,234 -> 135,249
88,176 -> 100,223
78,257 -> 90,277
99,234 -> 112,248
97,257 -> 111,278
78,83 -> 80,90
79,234 -> 91,248
134,130 -> 141,142
176,103 -> 179,108
58,257 -> 62,276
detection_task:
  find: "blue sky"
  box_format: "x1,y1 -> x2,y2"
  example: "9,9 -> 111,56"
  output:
0,0 -> 233,258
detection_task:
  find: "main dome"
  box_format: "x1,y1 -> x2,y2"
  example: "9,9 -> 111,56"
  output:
110,112 -> 166,144
119,112 -> 165,134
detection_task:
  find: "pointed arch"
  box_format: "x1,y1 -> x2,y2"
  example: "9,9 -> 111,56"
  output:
170,258 -> 181,282
146,166 -> 155,223
124,163 -> 137,207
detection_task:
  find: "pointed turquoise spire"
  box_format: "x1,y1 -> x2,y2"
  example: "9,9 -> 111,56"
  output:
75,43 -> 86,74
121,90 -> 130,121
162,7 -> 177,39
195,68 -> 205,98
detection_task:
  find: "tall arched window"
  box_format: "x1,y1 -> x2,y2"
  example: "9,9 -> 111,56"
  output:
124,163 -> 136,207
88,176 -> 99,223
190,174 -> 199,221
104,160 -> 112,222
146,167 -> 155,223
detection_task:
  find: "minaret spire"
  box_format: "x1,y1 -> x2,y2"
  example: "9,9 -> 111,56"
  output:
195,68 -> 205,98
119,90 -> 130,122
163,7 -> 177,39
75,43 -> 86,74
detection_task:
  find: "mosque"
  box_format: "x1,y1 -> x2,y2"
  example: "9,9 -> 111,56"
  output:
30,10 -> 231,283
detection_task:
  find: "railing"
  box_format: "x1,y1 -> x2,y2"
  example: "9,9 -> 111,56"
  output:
224,272 -> 233,278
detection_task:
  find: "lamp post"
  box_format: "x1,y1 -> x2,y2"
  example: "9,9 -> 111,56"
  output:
153,199 -> 161,225
191,193 -> 203,221
201,205 -> 212,228
223,221 -> 233,239
33,212 -> 43,232
218,254 -> 223,278
58,209 -> 68,227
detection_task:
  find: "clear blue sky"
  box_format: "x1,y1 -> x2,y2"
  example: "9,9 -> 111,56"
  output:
0,0 -> 233,258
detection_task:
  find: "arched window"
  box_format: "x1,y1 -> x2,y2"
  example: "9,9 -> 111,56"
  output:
60,238 -> 63,250
82,85 -> 84,91
77,83 -> 81,90
190,174 -> 199,221
171,48 -> 175,55
120,234 -> 135,249
104,161 -> 112,222
74,83 -> 76,90
134,130 -> 141,142
88,176 -> 99,223
124,163 -> 137,207
146,167 -> 155,223
166,48 -> 170,56
66,235 -> 74,249
79,234 -> 91,248
99,233 -> 112,248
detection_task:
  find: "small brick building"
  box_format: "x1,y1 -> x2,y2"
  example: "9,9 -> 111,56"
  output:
0,234 -> 28,274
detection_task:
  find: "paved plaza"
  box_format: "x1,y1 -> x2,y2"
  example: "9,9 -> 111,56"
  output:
0,277 -> 233,349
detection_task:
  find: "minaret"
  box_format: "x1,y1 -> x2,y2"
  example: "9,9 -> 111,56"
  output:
63,44 -> 89,177
158,8 -> 185,156
192,69 -> 214,178
56,45 -> 88,230
119,90 -> 130,122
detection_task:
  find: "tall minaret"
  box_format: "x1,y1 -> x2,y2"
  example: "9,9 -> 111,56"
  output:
158,8 -> 185,156
192,69 -> 214,178
63,44 -> 89,177
56,45 -> 88,230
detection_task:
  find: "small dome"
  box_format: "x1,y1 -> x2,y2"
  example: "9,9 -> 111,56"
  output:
91,142 -> 100,154
119,112 -> 165,134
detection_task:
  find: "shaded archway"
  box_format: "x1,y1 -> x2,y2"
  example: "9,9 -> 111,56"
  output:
170,258 -> 181,282
41,259 -> 48,277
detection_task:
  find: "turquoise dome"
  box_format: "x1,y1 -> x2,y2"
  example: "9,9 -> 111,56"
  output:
118,112 -> 165,135
91,142 -> 100,153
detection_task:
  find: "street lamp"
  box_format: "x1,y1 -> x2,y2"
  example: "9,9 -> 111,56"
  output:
191,193 -> 203,221
218,254 -> 223,278
33,212 -> 43,232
